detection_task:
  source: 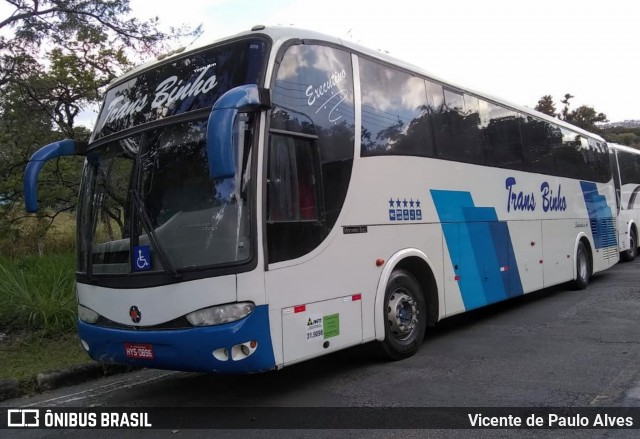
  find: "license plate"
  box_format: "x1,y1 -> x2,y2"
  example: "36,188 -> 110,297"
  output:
124,343 -> 154,360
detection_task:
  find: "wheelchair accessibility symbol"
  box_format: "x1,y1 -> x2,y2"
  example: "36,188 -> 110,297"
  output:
133,245 -> 151,271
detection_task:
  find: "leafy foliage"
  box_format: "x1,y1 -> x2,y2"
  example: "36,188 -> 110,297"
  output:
533,93 -> 608,133
534,93 -> 638,147
0,1 -> 200,253
534,95 -> 556,117
602,127 -> 640,148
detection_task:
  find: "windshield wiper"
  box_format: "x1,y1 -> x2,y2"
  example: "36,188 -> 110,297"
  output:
130,188 -> 180,279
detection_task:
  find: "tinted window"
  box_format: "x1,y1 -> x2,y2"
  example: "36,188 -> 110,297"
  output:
577,138 -> 610,183
594,141 -> 612,182
431,86 -> 484,164
268,135 -> 320,222
93,38 -> 268,140
521,116 -> 557,175
610,149 -> 621,210
267,135 -> 324,262
619,150 -> 640,186
617,149 -> 640,209
554,129 -> 591,180
480,102 -> 524,170
360,59 -> 433,157
269,44 -> 355,263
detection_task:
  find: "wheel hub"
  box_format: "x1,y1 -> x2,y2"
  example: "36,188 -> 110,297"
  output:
387,289 -> 419,340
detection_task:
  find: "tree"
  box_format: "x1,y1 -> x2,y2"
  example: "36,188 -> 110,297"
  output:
0,1 -> 200,253
564,105 -> 608,133
603,132 -> 640,147
0,83 -> 86,253
533,93 -> 608,132
534,95 -> 556,117
559,93 -> 574,121
1,0 -> 201,135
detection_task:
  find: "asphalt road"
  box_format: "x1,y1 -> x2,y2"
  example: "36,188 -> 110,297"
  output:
2,258 -> 640,438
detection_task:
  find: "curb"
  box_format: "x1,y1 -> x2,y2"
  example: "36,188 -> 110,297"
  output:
36,363 -> 134,392
0,363 -> 136,402
0,378 -> 20,401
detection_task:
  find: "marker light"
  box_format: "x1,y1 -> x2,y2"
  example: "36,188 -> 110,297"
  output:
78,305 -> 99,324
186,302 -> 255,327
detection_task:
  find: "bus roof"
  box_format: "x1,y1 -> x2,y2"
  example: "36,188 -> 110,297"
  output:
114,25 -> 605,142
608,143 -> 640,154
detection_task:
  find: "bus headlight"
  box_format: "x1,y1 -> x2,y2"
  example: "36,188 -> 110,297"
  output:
186,302 -> 255,327
78,304 -> 99,324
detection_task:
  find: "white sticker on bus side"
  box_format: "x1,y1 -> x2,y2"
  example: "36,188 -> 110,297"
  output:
306,313 -> 324,342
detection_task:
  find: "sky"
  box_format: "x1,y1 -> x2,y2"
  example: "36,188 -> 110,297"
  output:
124,0 -> 639,123
4,0 -> 640,124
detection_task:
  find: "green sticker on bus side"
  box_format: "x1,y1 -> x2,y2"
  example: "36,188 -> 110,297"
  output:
323,313 -> 339,339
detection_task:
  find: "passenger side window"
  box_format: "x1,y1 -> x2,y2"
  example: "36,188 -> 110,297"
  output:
268,135 -> 320,222
594,141 -> 612,183
554,128 -> 588,180
360,58 -> 433,157
480,102 -> 524,170
268,43 -> 355,263
521,116 -> 557,176
431,87 -> 484,165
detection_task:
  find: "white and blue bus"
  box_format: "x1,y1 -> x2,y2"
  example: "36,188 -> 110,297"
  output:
24,26 -> 618,373
609,143 -> 640,261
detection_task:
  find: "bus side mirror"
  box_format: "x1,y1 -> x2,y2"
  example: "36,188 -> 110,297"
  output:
24,139 -> 86,213
206,84 -> 270,179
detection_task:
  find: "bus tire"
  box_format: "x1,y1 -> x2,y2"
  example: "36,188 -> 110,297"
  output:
573,242 -> 591,290
621,228 -> 638,262
380,269 -> 427,361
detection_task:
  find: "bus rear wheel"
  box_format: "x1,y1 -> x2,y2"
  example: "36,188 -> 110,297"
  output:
573,242 -> 591,290
621,228 -> 638,262
380,269 -> 427,360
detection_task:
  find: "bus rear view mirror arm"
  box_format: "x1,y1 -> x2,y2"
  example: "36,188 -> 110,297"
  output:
24,139 -> 87,213
207,84 -> 270,180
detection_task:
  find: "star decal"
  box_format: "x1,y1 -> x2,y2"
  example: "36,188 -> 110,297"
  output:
402,199 -> 408,208
389,198 -> 395,208
396,199 -> 401,208
409,199 -> 415,208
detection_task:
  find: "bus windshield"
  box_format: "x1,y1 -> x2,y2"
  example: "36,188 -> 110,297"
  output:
77,118 -> 254,275
92,38 -> 268,141
75,37 -> 268,277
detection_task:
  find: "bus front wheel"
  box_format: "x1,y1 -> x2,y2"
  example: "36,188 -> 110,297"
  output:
573,242 -> 591,290
380,269 -> 427,360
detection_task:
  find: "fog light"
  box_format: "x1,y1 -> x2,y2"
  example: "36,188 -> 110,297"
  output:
80,340 -> 90,351
212,348 -> 229,361
231,341 -> 258,361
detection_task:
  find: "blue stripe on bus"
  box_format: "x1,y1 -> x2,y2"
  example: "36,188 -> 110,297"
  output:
579,181 -> 617,249
431,190 -> 523,311
78,305 -> 276,374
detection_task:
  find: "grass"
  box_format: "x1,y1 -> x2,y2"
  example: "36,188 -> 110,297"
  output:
0,250 -> 95,394
0,252 -> 77,333
0,214 -> 98,393
0,331 -> 91,384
